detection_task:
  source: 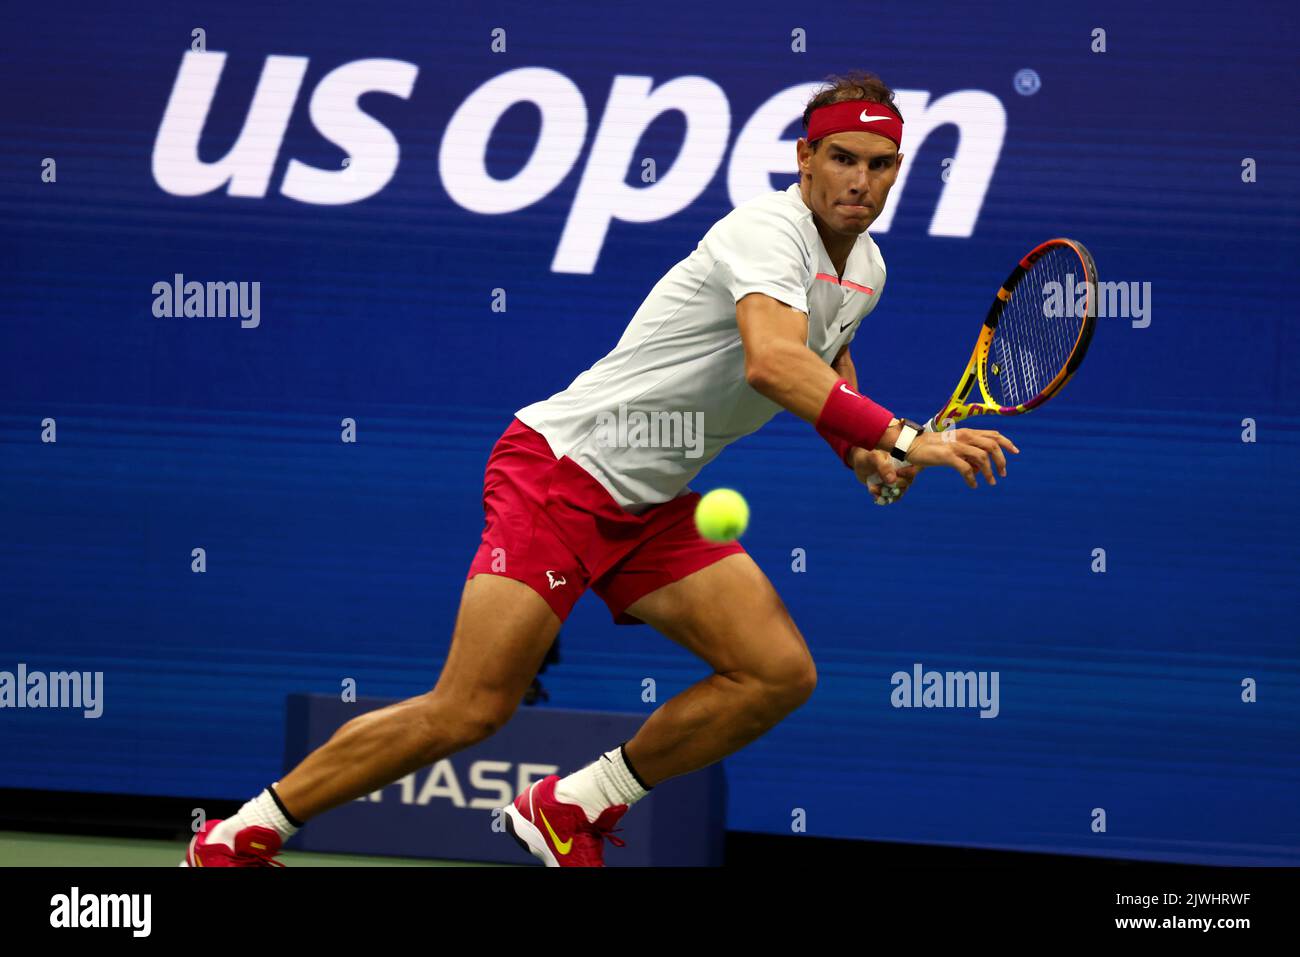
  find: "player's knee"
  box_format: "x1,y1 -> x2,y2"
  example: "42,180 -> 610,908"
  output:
776,657 -> 818,711
458,698 -> 518,745
418,690 -> 517,751
747,650 -> 817,714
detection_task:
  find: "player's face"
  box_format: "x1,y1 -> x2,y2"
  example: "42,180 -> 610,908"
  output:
798,131 -> 903,235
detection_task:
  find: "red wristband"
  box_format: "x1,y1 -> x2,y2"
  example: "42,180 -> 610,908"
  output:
815,378 -> 894,467
819,430 -> 856,468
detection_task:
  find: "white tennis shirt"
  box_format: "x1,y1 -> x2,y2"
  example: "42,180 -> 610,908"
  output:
515,182 -> 888,510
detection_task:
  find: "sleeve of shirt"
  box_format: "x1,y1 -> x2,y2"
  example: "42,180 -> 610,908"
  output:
707,204 -> 812,315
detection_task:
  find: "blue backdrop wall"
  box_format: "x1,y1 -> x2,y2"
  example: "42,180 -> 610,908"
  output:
2,0 -> 1298,864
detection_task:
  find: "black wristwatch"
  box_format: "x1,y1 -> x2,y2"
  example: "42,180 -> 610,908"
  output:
889,418 -> 925,464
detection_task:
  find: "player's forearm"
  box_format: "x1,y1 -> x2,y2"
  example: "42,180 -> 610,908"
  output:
744,339 -> 846,424
747,341 -> 903,452
833,350 -> 904,452
832,348 -> 858,390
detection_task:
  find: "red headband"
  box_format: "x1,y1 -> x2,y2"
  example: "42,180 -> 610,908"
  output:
806,99 -> 903,149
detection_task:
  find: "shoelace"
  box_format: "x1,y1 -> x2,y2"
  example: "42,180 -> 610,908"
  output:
222,838 -> 286,867
234,851 -> 286,867
594,824 -> 626,848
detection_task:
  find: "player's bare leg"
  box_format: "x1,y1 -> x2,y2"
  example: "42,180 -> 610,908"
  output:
273,574 -> 561,821
519,552 -> 813,860
618,553 -> 816,786
186,573 -> 561,864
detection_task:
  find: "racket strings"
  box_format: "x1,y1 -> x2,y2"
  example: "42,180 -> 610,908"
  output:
988,247 -> 1085,408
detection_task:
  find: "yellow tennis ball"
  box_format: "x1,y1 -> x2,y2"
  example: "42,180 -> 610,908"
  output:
695,488 -> 749,542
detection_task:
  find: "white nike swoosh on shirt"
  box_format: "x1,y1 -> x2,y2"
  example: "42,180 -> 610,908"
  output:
858,112 -> 892,122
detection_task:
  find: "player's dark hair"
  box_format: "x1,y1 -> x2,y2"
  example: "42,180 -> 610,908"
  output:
801,71 -> 903,151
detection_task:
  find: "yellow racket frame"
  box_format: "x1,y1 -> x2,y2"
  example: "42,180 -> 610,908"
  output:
931,237 -> 1097,432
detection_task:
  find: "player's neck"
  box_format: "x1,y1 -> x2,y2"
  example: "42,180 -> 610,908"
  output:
818,227 -> 854,279
798,179 -> 855,278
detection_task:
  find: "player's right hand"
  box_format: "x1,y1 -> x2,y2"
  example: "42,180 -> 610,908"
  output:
906,428 -> 1019,488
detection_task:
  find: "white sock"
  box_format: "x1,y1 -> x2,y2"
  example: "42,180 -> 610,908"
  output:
554,744 -> 650,823
207,784 -> 300,849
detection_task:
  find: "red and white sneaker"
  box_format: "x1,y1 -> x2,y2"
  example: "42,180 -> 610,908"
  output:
503,774 -> 627,867
180,819 -> 286,867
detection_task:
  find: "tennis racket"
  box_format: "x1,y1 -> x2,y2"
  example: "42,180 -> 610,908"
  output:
868,237 -> 1098,500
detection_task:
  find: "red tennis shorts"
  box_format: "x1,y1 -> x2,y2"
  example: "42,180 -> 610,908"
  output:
466,418 -> 746,624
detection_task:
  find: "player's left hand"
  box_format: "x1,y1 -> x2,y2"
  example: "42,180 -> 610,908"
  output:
874,464 -> 922,504
852,448 -> 923,505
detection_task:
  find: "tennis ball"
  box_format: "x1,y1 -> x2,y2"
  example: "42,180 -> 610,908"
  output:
695,488 -> 749,542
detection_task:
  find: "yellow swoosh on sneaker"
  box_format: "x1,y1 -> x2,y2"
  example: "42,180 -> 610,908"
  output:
538,809 -> 573,855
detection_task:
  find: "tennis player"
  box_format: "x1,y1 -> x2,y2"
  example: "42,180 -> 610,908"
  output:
183,70 -> 1017,868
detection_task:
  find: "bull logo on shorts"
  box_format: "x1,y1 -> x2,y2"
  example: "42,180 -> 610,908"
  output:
545,570 -> 567,590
